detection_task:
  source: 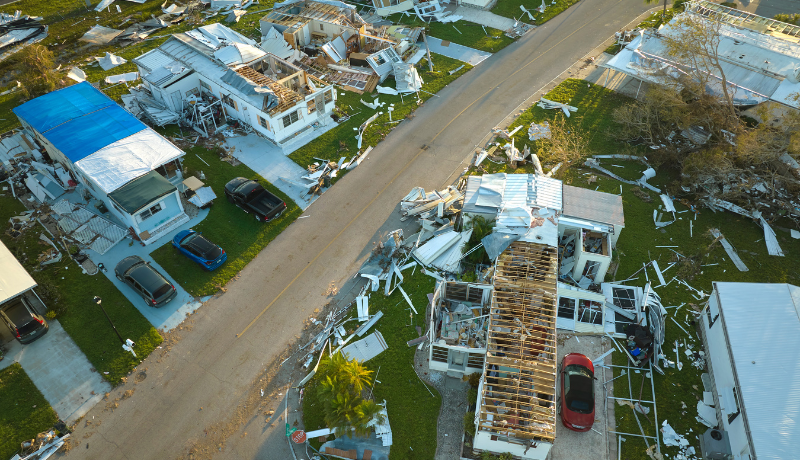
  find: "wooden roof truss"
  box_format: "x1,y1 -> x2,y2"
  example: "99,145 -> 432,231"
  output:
477,242 -> 559,443
235,66 -> 304,115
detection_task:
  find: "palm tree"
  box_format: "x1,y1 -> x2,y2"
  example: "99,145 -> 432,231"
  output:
315,352 -> 381,438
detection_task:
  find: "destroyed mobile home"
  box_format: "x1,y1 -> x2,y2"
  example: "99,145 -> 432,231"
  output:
7,82 -> 190,249
129,23 -> 338,147
604,0 -> 800,109
260,0 -> 424,94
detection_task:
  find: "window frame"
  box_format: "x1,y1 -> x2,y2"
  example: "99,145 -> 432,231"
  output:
137,202 -> 164,223
221,93 -> 238,111
282,110 -> 299,128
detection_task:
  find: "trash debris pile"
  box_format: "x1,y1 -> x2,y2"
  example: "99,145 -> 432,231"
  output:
661,420 -> 697,460
11,429 -> 70,460
124,22 -> 337,147
0,11 -> 47,62
262,0 -> 426,95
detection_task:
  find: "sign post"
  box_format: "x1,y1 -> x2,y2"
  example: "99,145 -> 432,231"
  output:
291,430 -> 307,444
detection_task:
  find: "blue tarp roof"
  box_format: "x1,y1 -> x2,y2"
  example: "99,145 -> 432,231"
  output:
12,82 -> 147,163
13,82 -> 117,133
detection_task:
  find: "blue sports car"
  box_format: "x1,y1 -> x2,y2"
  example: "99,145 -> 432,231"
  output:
172,230 -> 227,271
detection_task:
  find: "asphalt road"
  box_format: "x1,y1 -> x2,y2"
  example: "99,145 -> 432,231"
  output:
729,0 -> 800,17
64,1 -> 652,458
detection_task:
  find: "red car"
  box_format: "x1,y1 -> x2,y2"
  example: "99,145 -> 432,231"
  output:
559,353 -> 595,432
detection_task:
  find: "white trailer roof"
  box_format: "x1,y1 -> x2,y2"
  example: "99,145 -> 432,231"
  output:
75,128 -> 184,194
0,239 -> 36,304
715,282 -> 800,459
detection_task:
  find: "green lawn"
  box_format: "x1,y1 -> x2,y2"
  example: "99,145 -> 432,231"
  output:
303,269 -> 442,459
491,0 -> 582,23
289,53 -> 471,169
0,197 -> 162,385
0,364 -> 59,460
497,78 -> 633,166
386,14 -> 514,53
149,146 -> 302,297
471,77 -> 800,459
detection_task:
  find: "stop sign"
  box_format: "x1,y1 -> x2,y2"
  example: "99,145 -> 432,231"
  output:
291,430 -> 307,444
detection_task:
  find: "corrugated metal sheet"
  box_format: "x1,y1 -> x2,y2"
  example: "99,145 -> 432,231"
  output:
532,175 -> 563,210
715,282 -> 800,459
340,331 -> 387,362
562,185 -> 624,227
502,174 -> 528,208
462,176 -> 496,216
134,49 -> 174,73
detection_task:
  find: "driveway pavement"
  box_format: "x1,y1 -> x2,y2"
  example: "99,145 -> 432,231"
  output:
224,133 -> 321,210
427,37 -> 493,66
0,321 -> 111,424
551,334 -> 617,460
63,1 -> 653,458
86,208 -> 210,332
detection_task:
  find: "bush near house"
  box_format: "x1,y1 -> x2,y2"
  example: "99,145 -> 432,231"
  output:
0,197 -> 162,385
149,145 -> 302,297
303,269 -> 441,459
469,77 -> 800,459
0,364 -> 60,460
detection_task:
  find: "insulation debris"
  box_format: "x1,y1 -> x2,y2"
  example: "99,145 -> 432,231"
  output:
537,97 -> 578,117
528,121 -> 551,140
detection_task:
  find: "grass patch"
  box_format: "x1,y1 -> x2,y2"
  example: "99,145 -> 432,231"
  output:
0,196 -> 162,385
0,363 -> 59,460
491,0 -> 581,23
478,77 -> 800,459
303,269 -> 442,459
288,53 -> 471,169
480,78 -> 634,170
149,145 -> 302,297
386,14 -> 514,52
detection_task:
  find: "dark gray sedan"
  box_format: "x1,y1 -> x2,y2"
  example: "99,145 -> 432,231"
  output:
115,256 -> 177,307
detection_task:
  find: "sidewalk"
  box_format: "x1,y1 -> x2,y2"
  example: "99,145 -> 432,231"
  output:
0,321 -> 111,424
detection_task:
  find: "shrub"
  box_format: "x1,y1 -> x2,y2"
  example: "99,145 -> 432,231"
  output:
464,412 -> 476,437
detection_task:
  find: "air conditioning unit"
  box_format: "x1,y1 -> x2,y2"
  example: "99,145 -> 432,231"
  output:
700,428 -> 733,460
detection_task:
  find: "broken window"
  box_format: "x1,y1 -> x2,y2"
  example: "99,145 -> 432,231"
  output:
612,287 -> 636,310
221,93 -> 237,111
185,87 -> 199,97
307,99 -> 316,114
155,160 -> 179,179
199,79 -> 212,94
138,202 -> 164,222
577,300 -> 603,325
583,261 -> 601,279
558,297 -> 576,319
324,90 -> 333,104
257,115 -> 271,131
282,110 -> 299,128
319,23 -> 324,31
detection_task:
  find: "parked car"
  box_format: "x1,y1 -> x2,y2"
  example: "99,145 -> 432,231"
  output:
224,177 -> 286,222
559,353 -> 595,432
0,296 -> 48,344
115,256 -> 177,307
172,230 -> 227,271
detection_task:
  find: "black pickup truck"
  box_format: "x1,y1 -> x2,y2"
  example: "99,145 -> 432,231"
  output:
224,177 -> 287,222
